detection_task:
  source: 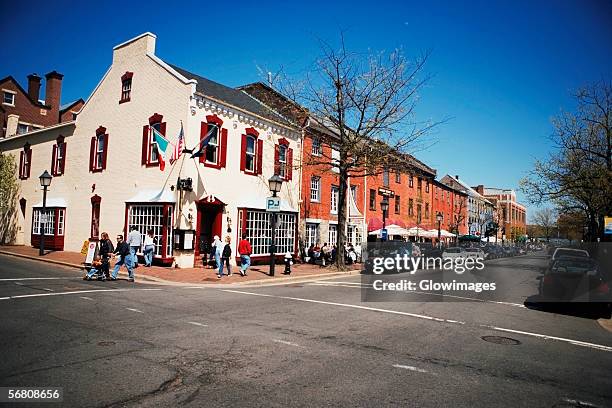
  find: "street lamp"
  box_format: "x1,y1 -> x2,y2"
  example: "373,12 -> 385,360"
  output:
436,212 -> 443,249
380,198 -> 389,241
268,175 -> 284,276
39,170 -> 53,256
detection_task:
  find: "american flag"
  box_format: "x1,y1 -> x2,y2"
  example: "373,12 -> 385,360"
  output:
169,122 -> 184,165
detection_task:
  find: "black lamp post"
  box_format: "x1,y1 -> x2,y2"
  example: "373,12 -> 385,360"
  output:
436,212 -> 443,249
380,198 -> 389,241
268,175 -> 283,276
39,170 -> 52,256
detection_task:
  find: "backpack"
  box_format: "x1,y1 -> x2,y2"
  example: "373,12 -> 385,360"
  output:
222,244 -> 232,258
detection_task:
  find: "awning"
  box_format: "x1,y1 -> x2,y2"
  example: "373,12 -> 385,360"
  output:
125,189 -> 176,203
33,198 -> 67,208
239,196 -> 298,212
368,218 -> 383,232
369,224 -> 411,237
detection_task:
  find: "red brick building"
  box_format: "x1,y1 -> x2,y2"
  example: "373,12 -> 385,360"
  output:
1,71 -> 83,138
432,180 -> 469,236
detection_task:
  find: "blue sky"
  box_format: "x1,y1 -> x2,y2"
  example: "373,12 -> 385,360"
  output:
2,0 -> 610,220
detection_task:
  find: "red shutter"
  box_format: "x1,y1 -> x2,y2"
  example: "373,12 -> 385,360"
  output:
102,134 -> 109,170
19,151 -> 24,179
256,139 -> 263,175
60,142 -> 67,174
219,128 -> 228,168
142,125 -> 149,165
90,137 -> 95,171
274,145 -> 280,175
287,148 -> 293,180
160,122 -> 166,136
26,149 -> 32,178
240,134 -> 247,171
199,122 -> 208,164
51,144 -> 57,175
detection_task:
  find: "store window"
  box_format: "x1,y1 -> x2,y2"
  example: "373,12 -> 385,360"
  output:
305,223 -> 319,247
126,204 -> 174,259
328,224 -> 338,246
238,209 -> 296,256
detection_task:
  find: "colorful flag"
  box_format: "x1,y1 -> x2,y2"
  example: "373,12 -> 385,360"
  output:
170,122 -> 184,165
191,126 -> 215,158
152,127 -> 170,171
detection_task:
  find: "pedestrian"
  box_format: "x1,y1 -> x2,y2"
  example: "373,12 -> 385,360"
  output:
200,237 -> 210,268
212,235 -> 223,278
83,256 -> 103,280
111,234 -> 134,282
238,233 -> 252,276
127,226 -> 142,268
143,229 -> 156,267
307,244 -> 315,264
99,232 -> 114,279
209,238 -> 217,269
220,236 -> 232,277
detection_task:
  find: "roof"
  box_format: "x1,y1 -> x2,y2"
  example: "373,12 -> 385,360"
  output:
168,65 -> 293,127
60,99 -> 84,112
0,75 -> 50,109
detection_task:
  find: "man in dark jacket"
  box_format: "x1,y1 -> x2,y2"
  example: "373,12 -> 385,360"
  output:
111,234 -> 134,281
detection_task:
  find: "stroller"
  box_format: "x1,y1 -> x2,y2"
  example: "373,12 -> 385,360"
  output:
84,257 -> 110,281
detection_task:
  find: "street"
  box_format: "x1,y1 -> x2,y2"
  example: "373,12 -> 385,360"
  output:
1,253 -> 611,407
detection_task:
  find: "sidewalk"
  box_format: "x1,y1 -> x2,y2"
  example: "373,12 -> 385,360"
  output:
0,245 -> 361,285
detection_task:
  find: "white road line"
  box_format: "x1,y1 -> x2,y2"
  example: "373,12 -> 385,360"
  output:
14,282 -> 24,286
222,289 -> 612,353
42,288 -> 54,292
0,288 -> 162,300
392,364 -> 429,373
126,308 -> 143,313
187,321 -> 208,327
221,289 -> 466,325
0,277 -> 71,281
80,296 -> 94,301
273,339 -> 302,347
480,325 -> 612,352
562,398 -> 601,407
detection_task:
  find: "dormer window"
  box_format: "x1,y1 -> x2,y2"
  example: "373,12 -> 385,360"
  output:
3,90 -> 15,106
119,72 -> 133,103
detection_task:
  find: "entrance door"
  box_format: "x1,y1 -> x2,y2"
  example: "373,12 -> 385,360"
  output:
195,200 -> 224,262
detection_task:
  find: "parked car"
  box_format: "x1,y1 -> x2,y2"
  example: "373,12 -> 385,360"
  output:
551,248 -> 590,262
442,247 -> 466,260
464,247 -> 486,259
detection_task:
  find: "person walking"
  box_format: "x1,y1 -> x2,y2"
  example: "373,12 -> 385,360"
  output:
111,234 -> 135,282
212,235 -> 224,278
99,232 -> 114,280
220,236 -> 232,277
143,229 -> 156,267
238,233 -> 252,276
127,226 -> 142,268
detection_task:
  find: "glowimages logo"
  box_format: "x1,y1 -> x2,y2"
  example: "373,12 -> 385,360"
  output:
370,254 -> 485,275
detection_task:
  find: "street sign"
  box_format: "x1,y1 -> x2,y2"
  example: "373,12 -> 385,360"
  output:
377,187 -> 395,197
84,241 -> 98,265
381,229 -> 388,240
266,197 -> 280,212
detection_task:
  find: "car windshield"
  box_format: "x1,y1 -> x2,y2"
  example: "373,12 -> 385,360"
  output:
552,258 -> 597,274
465,248 -> 480,252
446,248 -> 460,253
554,249 -> 588,258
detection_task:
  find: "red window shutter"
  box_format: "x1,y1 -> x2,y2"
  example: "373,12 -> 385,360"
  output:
274,145 -> 280,175
19,151 -> 24,179
240,134 -> 247,171
102,134 -> 109,170
90,137 -> 95,171
199,122 -> 208,164
256,139 -> 263,175
60,143 -> 67,174
287,148 -> 293,180
142,125 -> 149,165
51,144 -> 57,175
26,149 -> 32,178
160,122 -> 166,136
219,128 -> 228,168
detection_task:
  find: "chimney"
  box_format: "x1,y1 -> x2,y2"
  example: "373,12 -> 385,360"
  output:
455,175 -> 459,180
45,71 -> 63,120
27,74 -> 41,101
475,185 -> 484,194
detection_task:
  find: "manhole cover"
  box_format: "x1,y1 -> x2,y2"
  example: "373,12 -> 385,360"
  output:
97,341 -> 116,347
481,335 -> 521,345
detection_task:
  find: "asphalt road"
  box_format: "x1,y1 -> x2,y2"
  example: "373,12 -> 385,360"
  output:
0,253 -> 611,407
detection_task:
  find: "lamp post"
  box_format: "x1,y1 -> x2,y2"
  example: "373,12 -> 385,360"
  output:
39,170 -> 53,256
380,198 -> 389,241
268,175 -> 283,276
436,212 -> 443,249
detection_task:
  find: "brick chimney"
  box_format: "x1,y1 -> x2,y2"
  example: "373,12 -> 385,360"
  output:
27,74 -> 41,102
475,185 -> 484,194
455,175 -> 459,180
45,71 -> 63,120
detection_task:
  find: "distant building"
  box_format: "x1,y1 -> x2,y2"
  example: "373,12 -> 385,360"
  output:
474,186 -> 527,242
440,175 -> 494,236
0,72 -> 84,138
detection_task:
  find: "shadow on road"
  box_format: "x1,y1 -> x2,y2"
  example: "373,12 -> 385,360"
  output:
524,295 -> 612,320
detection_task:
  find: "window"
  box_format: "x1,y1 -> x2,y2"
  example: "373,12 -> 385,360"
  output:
425,203 -> 430,219
3,91 -> 15,106
278,144 -> 287,178
408,199 -> 414,216
32,207 -> 65,250
274,139 -> 293,180
239,210 -> 296,256
383,169 -> 389,187
119,72 -> 133,103
416,204 -> 422,223
328,224 -> 338,246
331,186 -> 339,214
127,204 -> 174,259
19,144 -> 32,180
417,177 -> 422,191
17,124 -> 29,134
240,127 -> 262,175
305,223 -> 319,247
347,225 -> 362,246
310,177 -> 321,202
311,138 -> 322,156
426,181 -> 430,193
91,195 -> 101,239
331,145 -> 340,173
200,116 -> 227,168
350,185 -> 357,201
409,175 -> 414,188
395,171 -> 401,183
90,126 -> 108,172
72,113 -> 78,121
205,123 -> 219,164
369,189 -> 376,210
142,113 -> 165,167
51,136 -> 66,176
394,195 -> 400,214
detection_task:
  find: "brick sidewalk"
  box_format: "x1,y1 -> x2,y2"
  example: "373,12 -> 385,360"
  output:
0,245 -> 360,284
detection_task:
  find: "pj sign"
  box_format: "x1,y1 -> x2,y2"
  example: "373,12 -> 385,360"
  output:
266,197 -> 280,212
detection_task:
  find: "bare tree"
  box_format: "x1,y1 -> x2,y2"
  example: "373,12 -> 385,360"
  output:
278,36 -> 443,267
0,153 -> 19,244
532,208 -> 557,242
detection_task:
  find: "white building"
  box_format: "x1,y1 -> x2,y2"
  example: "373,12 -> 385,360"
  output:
0,33 -> 301,268
440,175 -> 494,236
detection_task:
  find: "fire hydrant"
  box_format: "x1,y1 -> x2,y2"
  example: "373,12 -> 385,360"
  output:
284,252 -> 293,275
